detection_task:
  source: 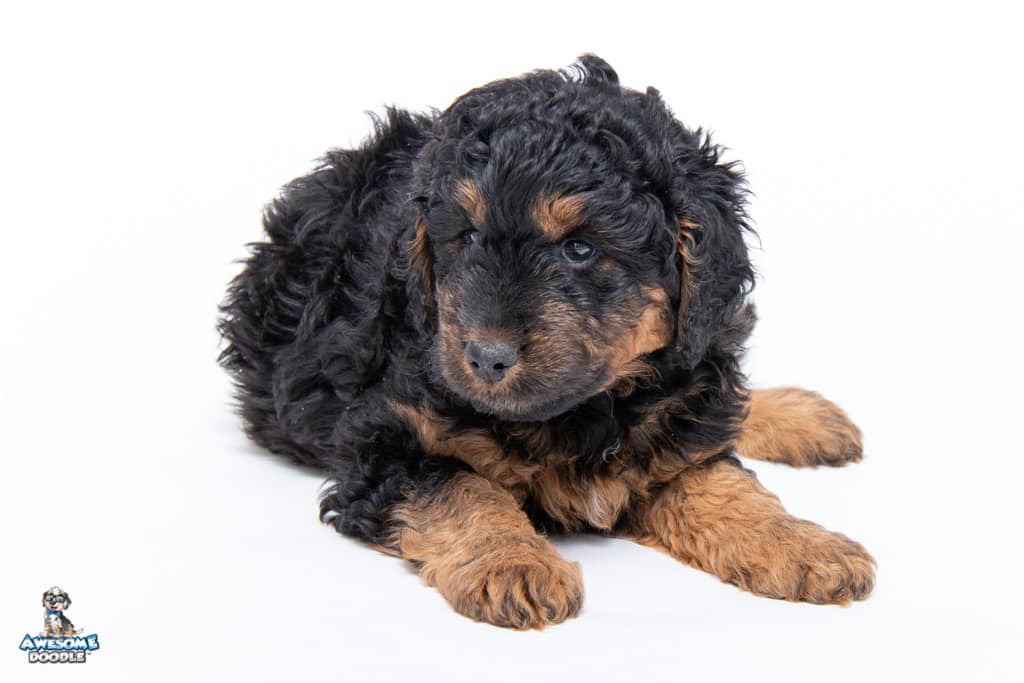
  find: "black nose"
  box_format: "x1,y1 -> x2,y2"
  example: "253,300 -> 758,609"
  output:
464,340 -> 519,383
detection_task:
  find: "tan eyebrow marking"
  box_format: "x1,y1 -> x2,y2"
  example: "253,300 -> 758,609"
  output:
453,178 -> 486,229
531,193 -> 587,241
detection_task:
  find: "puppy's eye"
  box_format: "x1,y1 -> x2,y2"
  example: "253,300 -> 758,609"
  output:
562,239 -> 596,265
461,229 -> 480,246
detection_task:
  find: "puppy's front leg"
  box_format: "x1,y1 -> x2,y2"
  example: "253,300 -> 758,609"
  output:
736,387 -> 863,467
390,471 -> 583,629
631,458 -> 875,604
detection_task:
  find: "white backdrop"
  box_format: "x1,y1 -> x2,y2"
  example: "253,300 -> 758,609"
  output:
3,2 -> 1022,681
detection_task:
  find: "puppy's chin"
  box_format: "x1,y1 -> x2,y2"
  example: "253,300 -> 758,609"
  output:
461,372 -> 609,423
469,394 -> 579,423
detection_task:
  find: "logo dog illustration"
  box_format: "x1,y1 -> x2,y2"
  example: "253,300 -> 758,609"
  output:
41,587 -> 80,638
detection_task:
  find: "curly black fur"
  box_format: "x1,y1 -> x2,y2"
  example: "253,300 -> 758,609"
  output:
218,54 -> 754,545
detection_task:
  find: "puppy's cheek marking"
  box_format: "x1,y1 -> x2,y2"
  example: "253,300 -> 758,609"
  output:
624,290 -> 673,356
600,286 -> 673,393
454,178 -> 487,229
528,299 -> 597,371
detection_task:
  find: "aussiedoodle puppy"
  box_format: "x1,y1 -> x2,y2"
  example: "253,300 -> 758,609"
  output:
218,55 -> 875,629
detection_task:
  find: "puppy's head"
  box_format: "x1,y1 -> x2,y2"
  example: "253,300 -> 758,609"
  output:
42,587 -> 70,613
409,55 -> 753,422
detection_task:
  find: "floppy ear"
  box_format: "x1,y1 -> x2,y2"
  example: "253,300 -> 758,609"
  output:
63,593 -> 71,609
669,127 -> 755,368
42,593 -> 48,608
405,211 -> 436,330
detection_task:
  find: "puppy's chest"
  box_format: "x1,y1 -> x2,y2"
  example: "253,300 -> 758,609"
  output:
400,406 -> 697,531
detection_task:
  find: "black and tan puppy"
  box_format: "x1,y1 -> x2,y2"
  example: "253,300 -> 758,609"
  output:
42,587 -> 79,637
219,55 -> 874,629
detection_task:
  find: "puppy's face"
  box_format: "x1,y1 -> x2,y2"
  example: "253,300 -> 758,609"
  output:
410,57 -> 752,423
42,588 -> 70,613
417,149 -> 679,422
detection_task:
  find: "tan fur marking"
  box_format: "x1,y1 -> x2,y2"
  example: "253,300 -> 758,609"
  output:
409,216 -> 434,318
532,464 -> 632,531
601,286 -> 673,393
607,357 -> 660,397
392,403 -> 673,532
623,452 -> 692,490
736,388 -> 863,467
391,403 -> 540,496
630,458 -> 875,604
391,472 -> 584,629
453,178 -> 486,229
623,287 -> 673,358
674,217 -> 701,345
627,398 -> 684,455
677,217 -> 700,308
531,192 -> 587,241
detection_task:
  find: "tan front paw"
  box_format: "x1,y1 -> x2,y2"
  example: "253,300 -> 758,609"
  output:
739,387 -> 863,467
437,543 -> 584,629
732,522 -> 876,605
